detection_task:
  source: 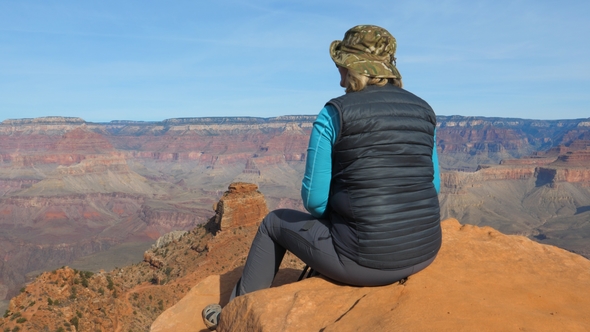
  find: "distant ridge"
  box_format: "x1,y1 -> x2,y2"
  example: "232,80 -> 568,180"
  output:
3,114 -> 589,126
438,115 -> 590,129
1,115 -> 319,126
2,116 -> 85,125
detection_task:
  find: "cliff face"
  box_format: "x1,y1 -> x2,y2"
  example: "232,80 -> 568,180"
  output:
436,116 -> 590,170
3,115 -> 588,171
440,140 -> 590,258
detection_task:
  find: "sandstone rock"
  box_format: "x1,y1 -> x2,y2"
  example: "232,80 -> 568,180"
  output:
150,268 -> 301,332
538,166 -> 590,184
144,251 -> 164,269
213,182 -> 269,231
150,274 -> 228,332
157,219 -> 590,332
228,182 -> 258,194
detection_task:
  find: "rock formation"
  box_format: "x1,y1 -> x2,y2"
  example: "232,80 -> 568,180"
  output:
213,182 -> 269,231
154,219 -> 590,332
440,137 -> 590,258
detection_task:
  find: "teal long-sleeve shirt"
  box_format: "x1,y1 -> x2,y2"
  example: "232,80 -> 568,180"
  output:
301,105 -> 441,218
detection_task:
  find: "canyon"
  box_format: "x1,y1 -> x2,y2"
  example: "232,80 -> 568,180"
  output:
0,114 -> 590,317
1,183 -> 588,331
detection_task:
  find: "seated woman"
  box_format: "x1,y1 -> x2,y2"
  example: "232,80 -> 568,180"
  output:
203,24 -> 441,330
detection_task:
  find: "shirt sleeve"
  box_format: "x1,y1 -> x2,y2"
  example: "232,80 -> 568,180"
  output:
301,105 -> 339,218
433,129 -> 441,194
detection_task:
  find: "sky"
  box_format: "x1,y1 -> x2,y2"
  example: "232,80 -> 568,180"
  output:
0,0 -> 589,122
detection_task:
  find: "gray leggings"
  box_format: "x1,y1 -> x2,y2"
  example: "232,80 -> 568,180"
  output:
231,209 -> 436,299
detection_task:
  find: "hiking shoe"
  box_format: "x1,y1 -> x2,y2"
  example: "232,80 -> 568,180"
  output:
202,303 -> 222,331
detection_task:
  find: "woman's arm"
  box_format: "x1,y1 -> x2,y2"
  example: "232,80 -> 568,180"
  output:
301,105 -> 339,218
433,129 -> 441,194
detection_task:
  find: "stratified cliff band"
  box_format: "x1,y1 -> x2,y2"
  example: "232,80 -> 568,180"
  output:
1,115 -> 590,318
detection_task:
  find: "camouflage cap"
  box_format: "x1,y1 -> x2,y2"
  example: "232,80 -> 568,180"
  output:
330,25 -> 401,79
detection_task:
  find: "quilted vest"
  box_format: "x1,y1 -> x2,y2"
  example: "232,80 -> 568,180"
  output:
326,84 -> 441,269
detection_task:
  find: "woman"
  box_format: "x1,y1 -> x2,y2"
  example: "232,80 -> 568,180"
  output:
203,25 -> 441,330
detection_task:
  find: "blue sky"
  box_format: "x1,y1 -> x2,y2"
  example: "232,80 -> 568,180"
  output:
1,0 -> 588,122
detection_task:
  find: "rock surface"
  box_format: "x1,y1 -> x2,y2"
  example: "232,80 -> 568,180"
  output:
153,219 -> 590,332
149,268 -> 300,332
213,182 -> 269,231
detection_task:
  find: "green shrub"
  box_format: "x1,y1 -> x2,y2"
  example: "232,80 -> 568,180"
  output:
106,276 -> 114,290
69,316 -> 79,330
69,287 -> 77,300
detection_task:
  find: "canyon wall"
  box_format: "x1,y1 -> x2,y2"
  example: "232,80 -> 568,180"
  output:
0,116 -> 314,306
440,142 -> 590,258
436,116 -> 590,170
1,114 -> 590,308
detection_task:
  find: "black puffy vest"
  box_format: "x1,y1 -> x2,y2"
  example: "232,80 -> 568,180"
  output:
326,84 -> 441,270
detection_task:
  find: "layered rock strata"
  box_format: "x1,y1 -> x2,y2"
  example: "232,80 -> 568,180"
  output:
213,182 -> 269,231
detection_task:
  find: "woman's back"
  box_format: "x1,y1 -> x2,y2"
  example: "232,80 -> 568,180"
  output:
327,84 -> 441,270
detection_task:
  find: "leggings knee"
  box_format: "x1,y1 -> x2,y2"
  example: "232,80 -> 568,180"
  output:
258,210 -> 278,235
